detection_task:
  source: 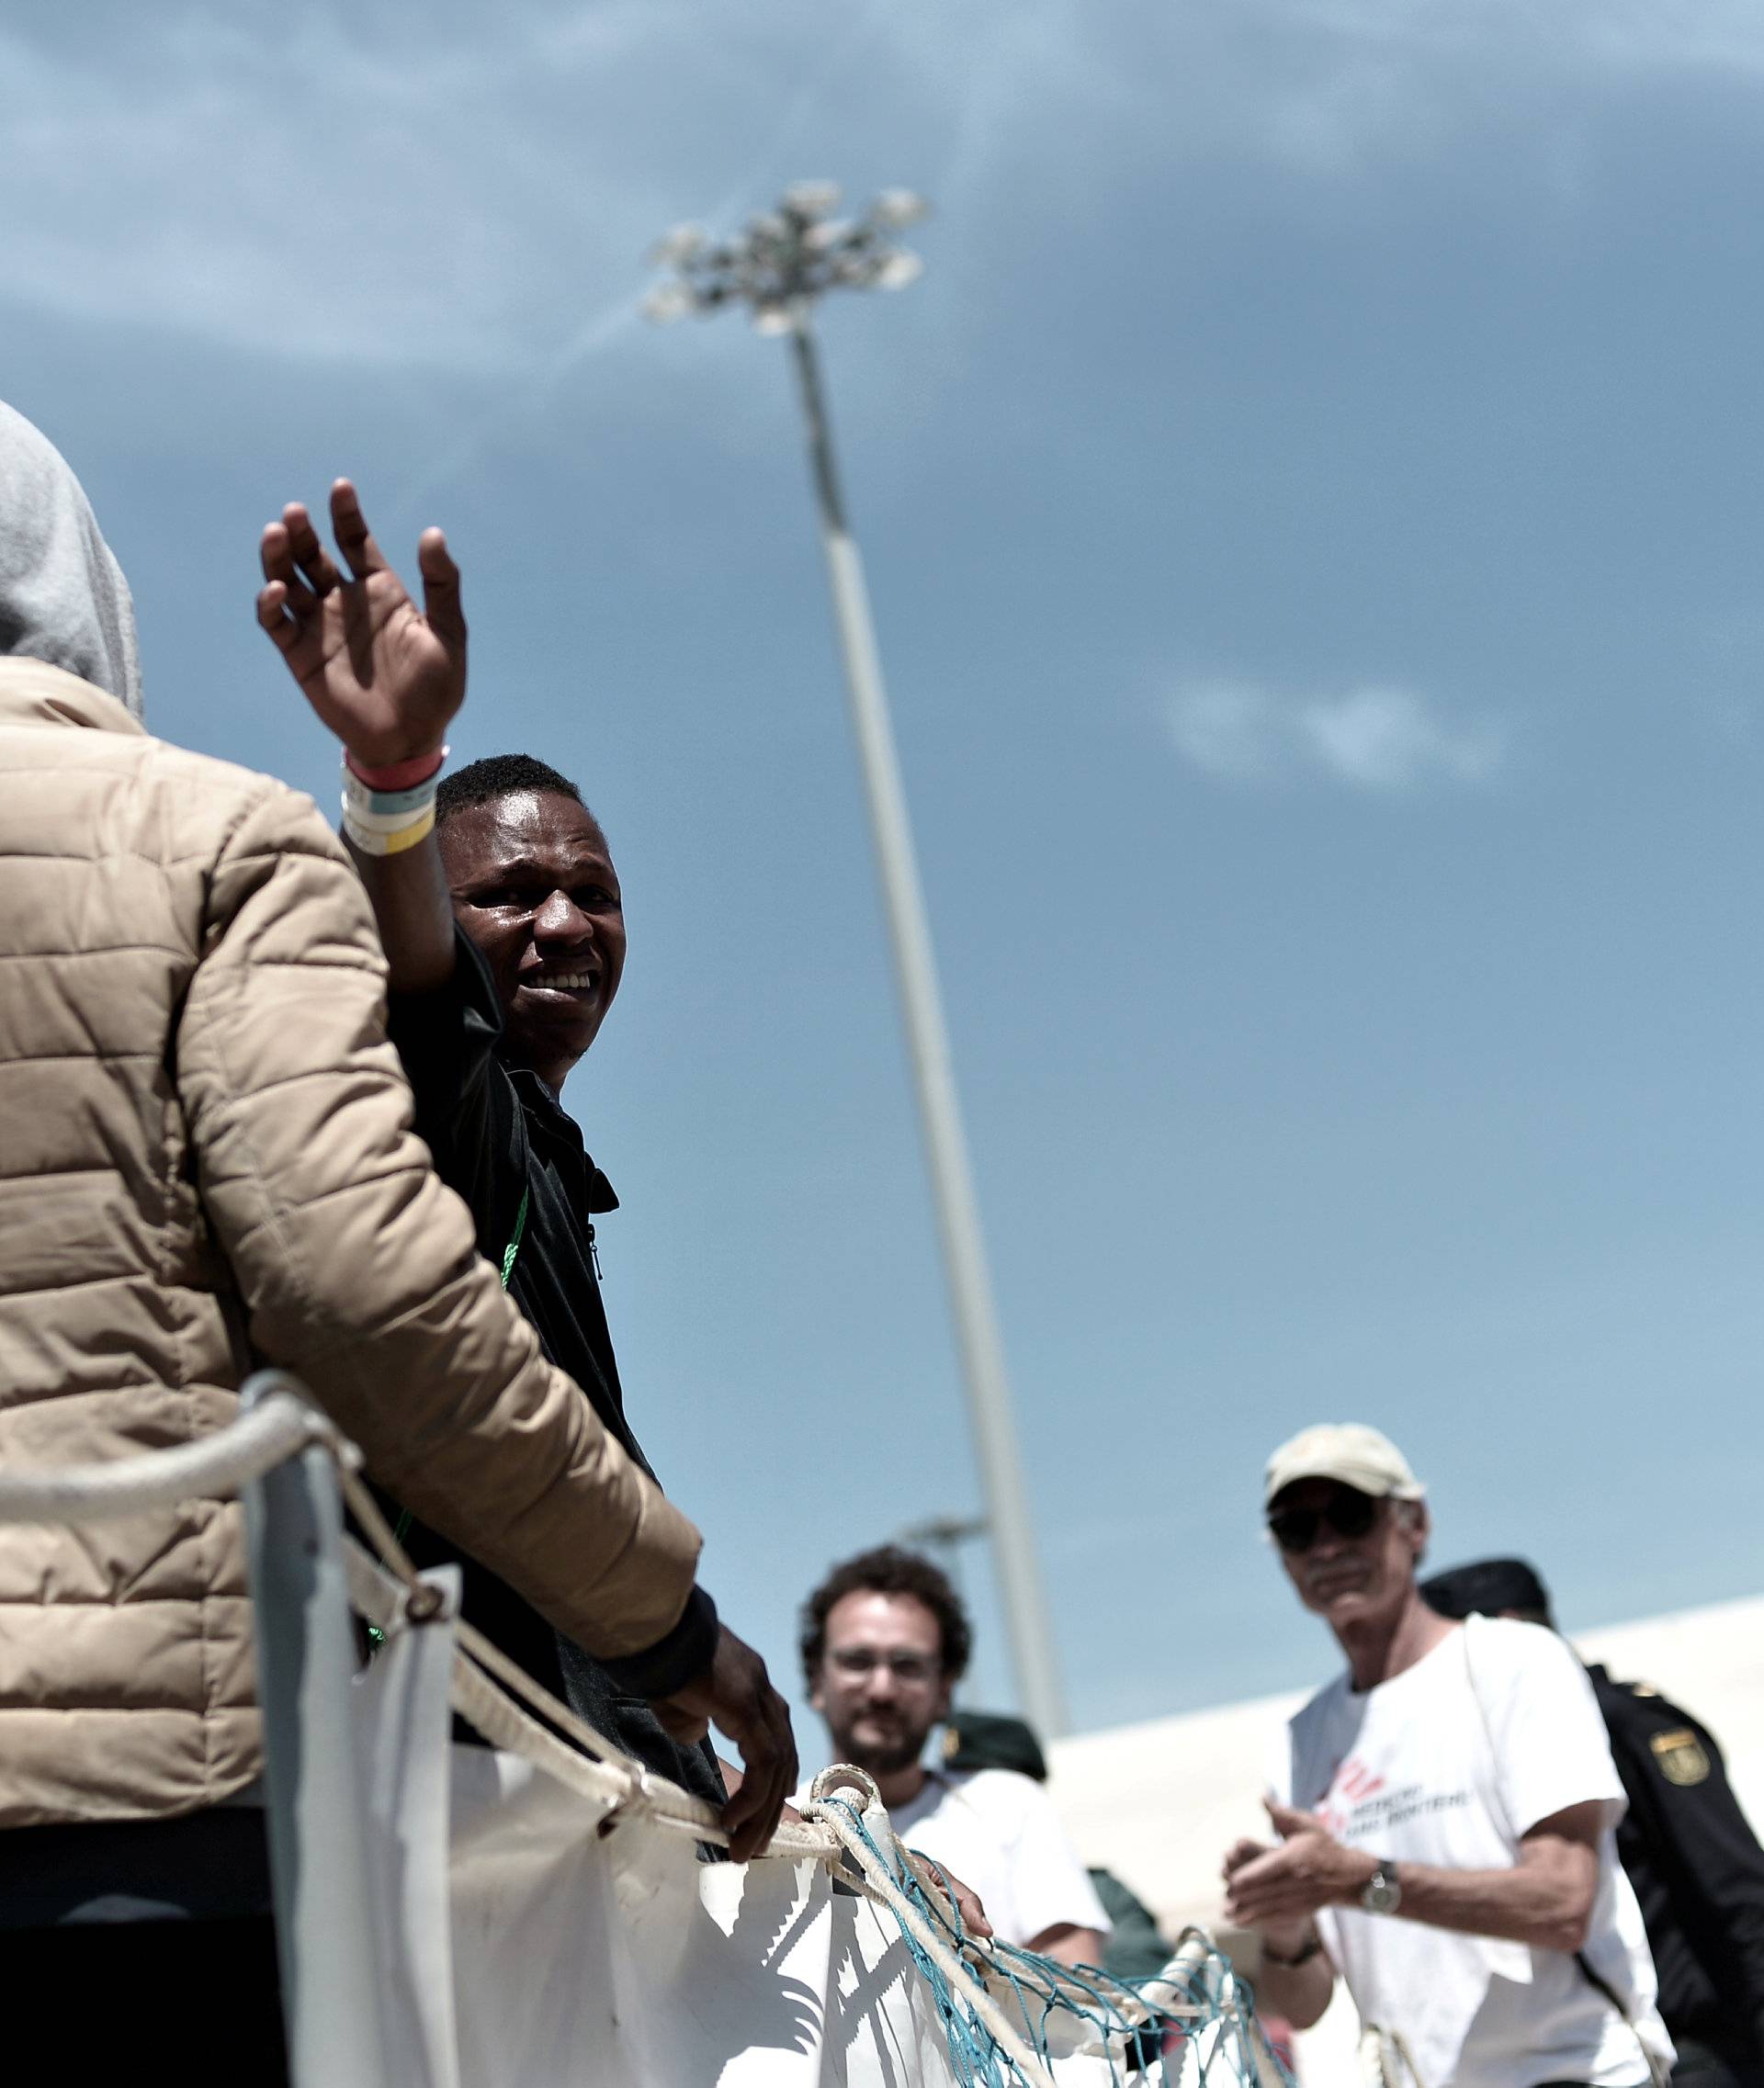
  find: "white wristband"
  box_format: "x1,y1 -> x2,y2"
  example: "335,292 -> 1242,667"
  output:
343,801 -> 435,857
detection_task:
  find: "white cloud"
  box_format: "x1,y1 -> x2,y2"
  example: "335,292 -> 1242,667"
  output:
0,6 -> 792,369
1168,680 -> 1506,790
1167,683 -> 1291,781
4,0 -> 1764,370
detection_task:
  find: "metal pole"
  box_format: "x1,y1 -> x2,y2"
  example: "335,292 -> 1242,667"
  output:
243,1374 -> 393,2088
786,308 -> 1067,1737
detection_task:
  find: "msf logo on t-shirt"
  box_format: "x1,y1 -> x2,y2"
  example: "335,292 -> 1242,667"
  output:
1316,1755 -> 1473,1843
1317,1757 -> 1385,1839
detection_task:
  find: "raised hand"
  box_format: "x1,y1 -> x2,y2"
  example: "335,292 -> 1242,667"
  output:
257,480 -> 465,769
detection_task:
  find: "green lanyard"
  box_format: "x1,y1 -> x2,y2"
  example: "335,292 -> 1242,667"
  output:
499,1187 -> 530,1291
371,1187 -> 534,1632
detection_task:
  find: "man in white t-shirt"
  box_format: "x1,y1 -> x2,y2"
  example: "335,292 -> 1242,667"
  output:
798,1545 -> 1110,1963
1223,1423 -> 1671,2088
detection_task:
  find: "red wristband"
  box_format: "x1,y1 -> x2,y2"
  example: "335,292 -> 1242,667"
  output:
344,744 -> 448,791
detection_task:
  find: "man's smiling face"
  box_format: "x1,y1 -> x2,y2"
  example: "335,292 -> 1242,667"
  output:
439,788 -> 626,1091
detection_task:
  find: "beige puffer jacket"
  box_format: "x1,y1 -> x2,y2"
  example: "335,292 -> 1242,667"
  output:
0,661 -> 701,1826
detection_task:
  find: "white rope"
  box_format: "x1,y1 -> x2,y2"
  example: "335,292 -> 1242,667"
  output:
803,1790 -> 1061,2088
1359,2025 -> 1428,2088
340,1471 -> 638,1771
1133,1933 -> 1291,2086
0,1381 -> 336,1525
345,1536 -> 695,1830
342,1529 -> 834,1863
1098,1927 -> 1215,2026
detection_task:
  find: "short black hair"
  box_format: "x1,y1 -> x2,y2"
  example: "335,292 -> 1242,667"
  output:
799,1545 -> 972,1690
435,753 -> 587,828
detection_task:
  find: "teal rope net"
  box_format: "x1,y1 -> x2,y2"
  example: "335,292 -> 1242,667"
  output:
820,1798 -> 1292,2088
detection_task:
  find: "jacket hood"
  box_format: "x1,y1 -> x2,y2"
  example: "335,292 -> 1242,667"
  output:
0,401 -> 142,719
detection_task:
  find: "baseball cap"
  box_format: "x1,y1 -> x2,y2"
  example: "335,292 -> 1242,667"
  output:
1421,1558 -> 1551,1622
942,1710 -> 1047,1783
1263,1423 -> 1426,1510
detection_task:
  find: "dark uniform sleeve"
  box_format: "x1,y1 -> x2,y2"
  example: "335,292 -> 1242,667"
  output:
1604,1680 -> 1764,2049
385,924 -> 526,1270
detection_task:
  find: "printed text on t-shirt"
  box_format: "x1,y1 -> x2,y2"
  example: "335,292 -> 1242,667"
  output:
1317,1756 -> 1471,1842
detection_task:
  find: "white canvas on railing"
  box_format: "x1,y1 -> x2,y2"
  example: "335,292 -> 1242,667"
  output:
0,1376 -> 1280,2088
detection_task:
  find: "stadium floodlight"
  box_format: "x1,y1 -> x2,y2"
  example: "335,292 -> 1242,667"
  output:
639,281 -> 697,325
872,251 -> 924,292
642,181 -> 929,335
650,222 -> 709,268
645,186 -> 1068,1740
871,187 -> 930,229
783,178 -> 842,219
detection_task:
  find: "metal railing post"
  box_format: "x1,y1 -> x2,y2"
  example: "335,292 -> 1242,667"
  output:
243,1371 -> 393,2088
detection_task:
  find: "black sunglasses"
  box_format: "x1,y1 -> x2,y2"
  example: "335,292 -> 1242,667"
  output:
1267,1488 -> 1381,1555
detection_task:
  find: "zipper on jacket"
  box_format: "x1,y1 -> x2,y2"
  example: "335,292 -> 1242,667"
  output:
586,1222 -> 604,1281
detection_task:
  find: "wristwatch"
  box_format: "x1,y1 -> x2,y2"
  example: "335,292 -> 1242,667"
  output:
1360,1860 -> 1402,1916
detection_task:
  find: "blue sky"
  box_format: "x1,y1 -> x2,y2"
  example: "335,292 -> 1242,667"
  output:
8,0 -> 1762,1740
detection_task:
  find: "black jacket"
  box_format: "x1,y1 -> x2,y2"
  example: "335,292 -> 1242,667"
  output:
1588,1664 -> 1764,2062
385,929 -> 724,1809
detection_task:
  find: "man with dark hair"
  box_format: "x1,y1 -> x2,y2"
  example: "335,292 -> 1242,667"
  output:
256,482 -> 794,1855
799,1543 -> 975,1688
799,1544 -> 1108,1964
1425,1559 -> 1764,2088
438,751 -> 582,820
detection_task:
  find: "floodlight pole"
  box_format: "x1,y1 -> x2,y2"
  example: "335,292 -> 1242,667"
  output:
785,304 -> 1067,1739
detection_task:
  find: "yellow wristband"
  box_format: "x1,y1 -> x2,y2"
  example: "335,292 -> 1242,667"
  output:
344,802 -> 435,857
380,805 -> 436,855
